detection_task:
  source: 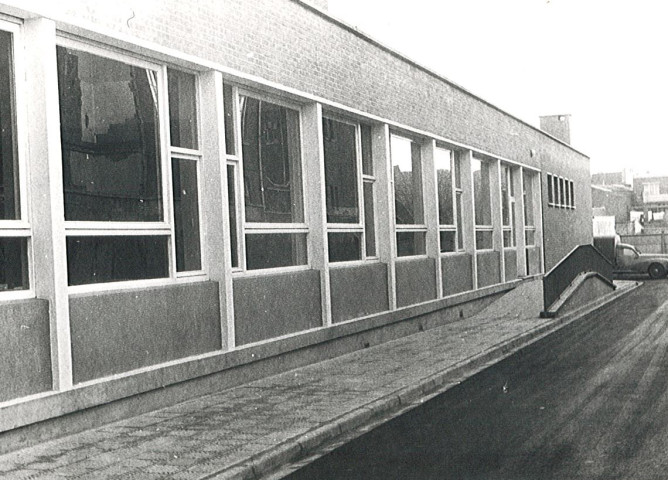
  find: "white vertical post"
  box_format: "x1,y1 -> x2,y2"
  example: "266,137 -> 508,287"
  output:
302,103 -> 331,326
24,18 -> 72,390
491,159 -> 505,283
199,70 -> 234,350
459,150 -> 477,289
534,172 -> 545,273
422,139 -> 442,297
373,124 -> 396,310
515,167 -> 527,277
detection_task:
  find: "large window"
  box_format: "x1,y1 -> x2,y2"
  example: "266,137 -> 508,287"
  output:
0,29 -> 29,293
435,147 -> 460,252
472,157 -> 492,250
57,43 -> 203,286
237,93 -> 307,270
391,135 -> 425,257
323,116 -> 375,263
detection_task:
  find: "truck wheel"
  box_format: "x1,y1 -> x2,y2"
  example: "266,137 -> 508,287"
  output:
648,263 -> 666,279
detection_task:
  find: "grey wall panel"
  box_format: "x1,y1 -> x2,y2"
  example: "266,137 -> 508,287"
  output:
477,251 -> 501,287
0,299 -> 51,402
330,263 -> 389,323
527,247 -> 542,275
70,282 -> 222,384
395,257 -> 437,308
504,249 -> 518,281
233,270 -> 322,345
441,253 -> 473,297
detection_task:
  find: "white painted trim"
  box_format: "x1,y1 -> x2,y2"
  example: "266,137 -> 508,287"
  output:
67,274 -> 206,295
302,102 -> 331,326
24,17 -> 72,390
0,289 -> 34,301
232,264 -> 311,278
373,124 -> 396,310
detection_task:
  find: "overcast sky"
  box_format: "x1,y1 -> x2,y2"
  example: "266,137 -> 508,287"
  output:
328,0 -> 668,176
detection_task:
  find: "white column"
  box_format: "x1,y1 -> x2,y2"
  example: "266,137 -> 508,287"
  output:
373,124 -> 397,310
24,18 -> 72,390
459,150 -> 477,289
534,172 -> 545,273
302,103 -> 331,326
491,159 -> 505,283
515,167 -> 527,277
199,70 -> 234,350
422,139 -> 442,297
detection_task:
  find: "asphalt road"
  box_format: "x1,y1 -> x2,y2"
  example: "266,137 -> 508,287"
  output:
283,280 -> 668,480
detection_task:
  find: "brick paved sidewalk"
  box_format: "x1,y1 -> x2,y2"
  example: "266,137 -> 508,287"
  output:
0,278 -> 637,480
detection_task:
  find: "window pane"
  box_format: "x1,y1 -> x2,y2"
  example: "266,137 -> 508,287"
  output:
364,182 -> 376,257
227,164 -> 238,268
66,236 -> 168,285
172,158 -> 201,271
323,118 -> 358,223
501,166 -> 510,226
435,147 -> 454,225
559,178 -> 565,206
328,232 -> 362,262
524,170 -> 534,226
360,123 -> 373,176
456,192 -> 463,250
476,230 -> 493,250
0,32 -> 18,221
167,69 -> 198,150
391,136 -> 423,225
453,154 -> 462,189
525,229 -> 535,246
57,47 -> 162,222
472,158 -> 491,226
241,96 -> 303,223
396,231 -> 425,257
0,237 -> 28,290
547,174 -> 553,204
570,181 -> 575,207
223,84 -> 236,156
503,229 -> 514,248
245,233 -> 307,270
440,230 -> 456,253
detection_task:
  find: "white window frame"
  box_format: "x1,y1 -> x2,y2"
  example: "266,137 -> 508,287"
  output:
57,37 -> 206,293
435,146 -> 460,254
223,83 -> 243,272
472,156 -> 494,252
0,21 -> 32,300
502,164 -> 516,249
323,113 -> 377,266
233,87 -> 310,275
524,170 -> 537,246
390,133 -> 427,259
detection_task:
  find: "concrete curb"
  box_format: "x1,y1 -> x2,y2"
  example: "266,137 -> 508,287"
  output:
208,282 -> 641,480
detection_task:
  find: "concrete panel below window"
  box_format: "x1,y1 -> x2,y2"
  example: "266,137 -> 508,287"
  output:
442,253 -> 473,297
330,262 -> 389,323
0,299 -> 51,403
477,251 -> 502,287
396,257 -> 437,308
527,246 -> 542,275
70,282 -> 222,384
504,249 -> 518,281
234,270 -> 322,345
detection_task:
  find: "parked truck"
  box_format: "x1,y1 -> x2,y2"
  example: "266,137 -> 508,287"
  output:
594,235 -> 668,279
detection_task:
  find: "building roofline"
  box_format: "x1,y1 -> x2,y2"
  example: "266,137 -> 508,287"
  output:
294,0 -> 589,159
